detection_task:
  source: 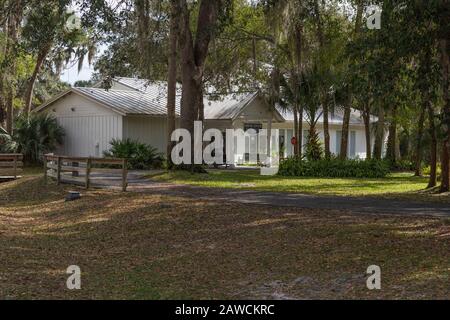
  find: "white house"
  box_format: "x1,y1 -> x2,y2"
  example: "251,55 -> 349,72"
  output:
35,77 -> 379,162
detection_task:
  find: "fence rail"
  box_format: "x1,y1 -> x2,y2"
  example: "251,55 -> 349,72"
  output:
44,154 -> 128,191
0,154 -> 23,179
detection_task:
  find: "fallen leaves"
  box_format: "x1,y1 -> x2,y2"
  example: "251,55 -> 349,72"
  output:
0,175 -> 449,299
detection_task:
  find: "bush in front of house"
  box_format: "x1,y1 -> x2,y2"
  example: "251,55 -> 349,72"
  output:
388,159 -> 415,172
13,113 -> 64,163
104,138 -> 164,170
278,157 -> 390,178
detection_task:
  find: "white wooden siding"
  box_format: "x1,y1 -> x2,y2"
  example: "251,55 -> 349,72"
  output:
46,93 -> 123,157
122,116 -> 168,153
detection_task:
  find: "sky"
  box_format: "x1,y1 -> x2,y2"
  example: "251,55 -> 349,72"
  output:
59,54 -> 95,85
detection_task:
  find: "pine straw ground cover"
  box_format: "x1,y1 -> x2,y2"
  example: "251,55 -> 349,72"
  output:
0,175 -> 449,299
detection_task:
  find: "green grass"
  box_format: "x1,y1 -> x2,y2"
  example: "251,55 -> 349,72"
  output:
150,169 -> 450,202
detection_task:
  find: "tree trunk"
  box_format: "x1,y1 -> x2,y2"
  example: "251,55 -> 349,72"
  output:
414,107 -> 426,176
179,56 -> 200,146
268,68 -> 280,162
373,104 -> 385,160
322,94 -> 331,159
166,3 -> 178,168
177,0 -> 219,166
0,19 -> 7,128
6,92 -> 14,134
197,83 -> 204,121
292,22 -> 303,158
252,36 -> 258,89
339,0 -> 363,160
363,104 -> 371,160
4,1 -> 22,134
313,0 -> 330,159
293,107 -> 299,156
298,105 -> 303,157
427,103 -> 437,189
24,44 -> 51,116
439,38 -> 450,192
340,91 -> 351,160
0,96 -> 5,128
386,106 -> 397,163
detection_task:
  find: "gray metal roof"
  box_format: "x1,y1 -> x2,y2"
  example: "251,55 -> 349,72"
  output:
114,77 -> 151,92
113,77 -> 260,120
74,86 -> 257,119
36,77 -> 374,125
109,78 -> 372,124
203,92 -> 258,120
74,87 -> 181,116
277,107 -> 377,125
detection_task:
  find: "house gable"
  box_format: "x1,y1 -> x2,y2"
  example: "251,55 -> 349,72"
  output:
235,95 -> 284,123
43,91 -> 122,117
34,89 -> 125,116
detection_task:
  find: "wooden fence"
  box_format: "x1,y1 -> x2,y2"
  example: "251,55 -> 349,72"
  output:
44,154 -> 128,191
0,154 -> 23,179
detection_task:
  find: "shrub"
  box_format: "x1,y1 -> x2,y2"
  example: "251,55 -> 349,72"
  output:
304,129 -> 323,161
0,126 -> 17,153
104,138 -> 164,170
422,163 -> 442,178
13,113 -> 64,163
388,159 -> 414,171
278,157 -> 390,178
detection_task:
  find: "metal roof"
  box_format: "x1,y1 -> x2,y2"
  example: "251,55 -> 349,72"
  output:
74,87 -> 181,116
35,77 -> 373,125
277,107 -> 377,125
114,77 -> 152,92
203,92 -> 257,120
74,87 -> 262,119
110,78 -> 371,125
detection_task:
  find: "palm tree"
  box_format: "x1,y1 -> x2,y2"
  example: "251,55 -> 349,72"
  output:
300,67 -> 323,161
13,113 -> 64,163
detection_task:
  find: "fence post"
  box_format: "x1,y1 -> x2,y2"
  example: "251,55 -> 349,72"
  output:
43,155 -> 47,184
57,156 -> 61,185
122,159 -> 128,192
13,155 -> 17,179
85,158 -> 91,189
72,161 -> 79,177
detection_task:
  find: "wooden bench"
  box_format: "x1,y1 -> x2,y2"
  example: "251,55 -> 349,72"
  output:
0,154 -> 23,179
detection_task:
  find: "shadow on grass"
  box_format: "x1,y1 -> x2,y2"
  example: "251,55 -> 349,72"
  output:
1,176 -> 449,299
151,170 -> 431,196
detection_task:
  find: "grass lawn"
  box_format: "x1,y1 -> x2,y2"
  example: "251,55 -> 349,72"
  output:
0,172 -> 449,299
151,170 -> 450,203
